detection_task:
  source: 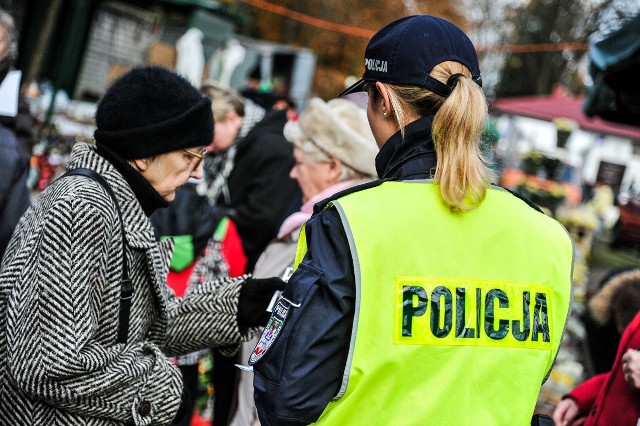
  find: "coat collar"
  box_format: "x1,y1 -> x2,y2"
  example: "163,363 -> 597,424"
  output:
375,115 -> 437,180
65,142 -> 159,250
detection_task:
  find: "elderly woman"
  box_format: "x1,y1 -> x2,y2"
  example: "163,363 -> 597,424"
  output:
229,97 -> 378,426
0,66 -> 283,426
254,97 -> 378,279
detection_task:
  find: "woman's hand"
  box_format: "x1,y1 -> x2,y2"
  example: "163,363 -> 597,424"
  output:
622,348 -> 640,389
553,398 -> 586,426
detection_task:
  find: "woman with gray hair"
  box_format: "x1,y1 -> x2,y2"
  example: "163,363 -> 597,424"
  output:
256,96 -> 377,282
0,66 -> 285,426
229,97 -> 378,426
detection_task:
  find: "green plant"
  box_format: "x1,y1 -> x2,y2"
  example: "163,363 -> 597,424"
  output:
515,180 -> 567,213
553,118 -> 577,148
520,152 -> 545,175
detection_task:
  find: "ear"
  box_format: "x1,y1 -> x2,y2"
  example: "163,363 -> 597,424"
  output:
228,110 -> 243,132
227,109 -> 243,126
327,157 -> 342,184
132,158 -> 149,172
375,82 -> 392,118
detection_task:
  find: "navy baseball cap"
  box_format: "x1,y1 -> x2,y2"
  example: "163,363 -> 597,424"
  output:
339,15 -> 482,98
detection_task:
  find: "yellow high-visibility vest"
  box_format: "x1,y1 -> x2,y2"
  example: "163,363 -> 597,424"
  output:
297,181 -> 573,425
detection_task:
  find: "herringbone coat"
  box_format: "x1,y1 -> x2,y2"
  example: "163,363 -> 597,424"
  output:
0,143 -> 248,425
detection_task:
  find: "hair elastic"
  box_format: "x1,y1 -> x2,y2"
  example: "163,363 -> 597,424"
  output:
446,73 -> 466,90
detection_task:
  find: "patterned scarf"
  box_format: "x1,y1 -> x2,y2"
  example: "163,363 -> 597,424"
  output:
199,100 -> 265,205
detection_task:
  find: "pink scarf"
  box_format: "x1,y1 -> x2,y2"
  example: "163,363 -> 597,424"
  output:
277,179 -> 364,239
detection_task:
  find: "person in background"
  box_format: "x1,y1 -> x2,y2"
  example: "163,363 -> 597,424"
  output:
553,268 -> 640,426
230,97 -> 378,426
0,8 -> 34,160
0,66 -> 284,425
199,80 -> 262,212
240,67 -> 277,110
271,96 -> 298,121
581,266 -> 639,375
0,9 -> 30,262
200,81 -> 300,273
251,15 -> 573,425
199,80 -> 300,426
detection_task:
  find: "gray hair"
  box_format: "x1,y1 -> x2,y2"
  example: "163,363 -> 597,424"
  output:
0,9 -> 17,60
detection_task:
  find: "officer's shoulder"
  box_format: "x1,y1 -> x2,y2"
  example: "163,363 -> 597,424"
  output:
313,182 -> 547,214
313,179 -> 384,213
491,183 -> 545,214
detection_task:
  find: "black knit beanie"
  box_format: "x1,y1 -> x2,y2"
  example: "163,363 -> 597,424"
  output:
94,66 -> 213,159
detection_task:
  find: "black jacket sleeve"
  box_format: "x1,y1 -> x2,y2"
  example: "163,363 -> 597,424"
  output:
252,207 -> 355,425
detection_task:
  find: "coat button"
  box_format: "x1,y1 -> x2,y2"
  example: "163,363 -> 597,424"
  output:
138,401 -> 152,416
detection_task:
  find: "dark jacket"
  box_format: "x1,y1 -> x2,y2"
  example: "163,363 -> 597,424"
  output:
0,123 -> 30,263
151,182 -> 224,261
219,108 -> 300,272
252,116 -> 437,425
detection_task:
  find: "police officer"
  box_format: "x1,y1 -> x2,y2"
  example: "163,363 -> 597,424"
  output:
250,15 -> 574,425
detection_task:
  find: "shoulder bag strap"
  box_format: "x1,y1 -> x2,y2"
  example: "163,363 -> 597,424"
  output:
61,168 -> 134,344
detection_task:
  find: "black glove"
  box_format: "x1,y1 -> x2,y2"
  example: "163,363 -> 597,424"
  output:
172,383 -> 192,424
238,277 -> 287,327
530,414 -> 554,426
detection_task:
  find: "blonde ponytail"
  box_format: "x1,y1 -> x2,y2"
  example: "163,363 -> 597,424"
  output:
431,62 -> 491,212
380,62 -> 491,212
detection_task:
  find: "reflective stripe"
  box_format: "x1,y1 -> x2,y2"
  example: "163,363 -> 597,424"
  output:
332,201 -> 361,399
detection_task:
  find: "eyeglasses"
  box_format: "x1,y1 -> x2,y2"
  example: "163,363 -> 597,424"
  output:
182,148 -> 207,169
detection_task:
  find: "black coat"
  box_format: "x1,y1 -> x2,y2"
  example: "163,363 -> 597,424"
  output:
0,124 -> 29,263
219,109 -> 301,272
151,182 -> 224,260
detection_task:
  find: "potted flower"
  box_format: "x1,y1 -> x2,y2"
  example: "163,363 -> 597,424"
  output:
520,151 -> 545,176
515,180 -> 567,215
553,118 -> 577,149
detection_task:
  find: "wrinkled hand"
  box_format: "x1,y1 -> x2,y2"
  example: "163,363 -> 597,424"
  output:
552,398 -> 586,426
622,348 -> 640,389
238,277 -> 287,328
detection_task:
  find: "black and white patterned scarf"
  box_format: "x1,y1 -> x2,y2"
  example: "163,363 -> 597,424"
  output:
200,100 -> 265,204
